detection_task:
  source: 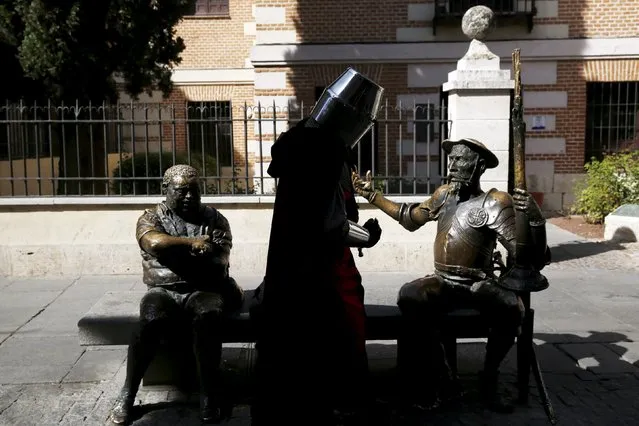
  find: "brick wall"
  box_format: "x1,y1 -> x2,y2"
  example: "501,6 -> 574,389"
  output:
176,0 -> 254,68
566,0 -> 639,38
524,61 -> 585,174
254,0 -> 409,43
525,59 -> 639,174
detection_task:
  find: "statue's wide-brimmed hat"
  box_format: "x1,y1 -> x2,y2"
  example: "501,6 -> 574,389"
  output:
442,138 -> 499,169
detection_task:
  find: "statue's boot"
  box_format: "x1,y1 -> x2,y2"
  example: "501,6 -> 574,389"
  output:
199,393 -> 222,424
193,317 -> 223,424
110,325 -> 159,424
110,389 -> 135,425
479,370 -> 514,413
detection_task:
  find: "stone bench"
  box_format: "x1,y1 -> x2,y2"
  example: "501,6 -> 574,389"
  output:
77,288 -> 535,402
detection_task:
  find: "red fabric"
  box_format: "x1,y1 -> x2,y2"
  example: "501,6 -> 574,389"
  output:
334,247 -> 366,354
333,189 -> 367,355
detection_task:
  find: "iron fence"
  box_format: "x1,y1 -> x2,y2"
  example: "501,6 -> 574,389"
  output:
0,99 -> 451,197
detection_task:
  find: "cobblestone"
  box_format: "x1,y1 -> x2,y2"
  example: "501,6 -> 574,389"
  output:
547,241 -> 639,271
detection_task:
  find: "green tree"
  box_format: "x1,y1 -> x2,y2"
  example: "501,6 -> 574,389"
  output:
0,0 -> 194,194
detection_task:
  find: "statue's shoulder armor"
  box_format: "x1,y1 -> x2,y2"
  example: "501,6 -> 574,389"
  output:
428,184 -> 451,210
482,189 -> 515,227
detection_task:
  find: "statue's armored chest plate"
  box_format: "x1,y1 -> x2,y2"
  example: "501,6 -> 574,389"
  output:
454,191 -> 503,230
437,193 -> 491,232
462,204 -> 489,228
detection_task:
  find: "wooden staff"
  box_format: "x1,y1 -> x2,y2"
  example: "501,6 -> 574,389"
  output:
512,48 -> 526,193
500,48 -> 548,293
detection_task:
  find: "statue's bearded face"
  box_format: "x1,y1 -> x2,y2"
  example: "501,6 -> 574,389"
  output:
165,175 -> 201,215
447,144 -> 481,186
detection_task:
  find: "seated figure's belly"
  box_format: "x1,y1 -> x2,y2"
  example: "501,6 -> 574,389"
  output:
433,219 -> 495,273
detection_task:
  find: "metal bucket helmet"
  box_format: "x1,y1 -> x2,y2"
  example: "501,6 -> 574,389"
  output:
309,67 -> 384,148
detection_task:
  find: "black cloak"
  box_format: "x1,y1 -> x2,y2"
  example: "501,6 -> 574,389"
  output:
250,118 -> 356,423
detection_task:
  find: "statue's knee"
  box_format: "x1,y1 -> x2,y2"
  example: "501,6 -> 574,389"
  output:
186,292 -> 225,324
398,277 -> 438,315
139,290 -> 176,324
194,307 -> 224,325
397,282 -> 421,310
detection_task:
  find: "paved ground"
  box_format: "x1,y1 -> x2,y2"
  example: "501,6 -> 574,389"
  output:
1,223 -> 638,425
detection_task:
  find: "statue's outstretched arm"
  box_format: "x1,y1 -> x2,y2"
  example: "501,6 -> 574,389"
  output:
351,169 -> 446,231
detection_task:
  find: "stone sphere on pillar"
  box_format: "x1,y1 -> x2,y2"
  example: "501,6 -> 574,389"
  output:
461,5 -> 495,40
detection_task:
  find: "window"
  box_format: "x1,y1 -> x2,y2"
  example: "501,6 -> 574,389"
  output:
438,0 -> 516,16
187,101 -> 233,168
585,82 -> 639,162
189,0 -> 229,17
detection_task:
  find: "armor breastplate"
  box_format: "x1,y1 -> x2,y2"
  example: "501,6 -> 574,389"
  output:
434,190 -> 498,280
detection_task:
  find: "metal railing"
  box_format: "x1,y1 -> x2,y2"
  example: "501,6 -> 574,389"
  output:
0,100 -> 451,197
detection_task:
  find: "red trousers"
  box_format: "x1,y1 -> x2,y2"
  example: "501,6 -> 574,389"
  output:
333,246 -> 367,361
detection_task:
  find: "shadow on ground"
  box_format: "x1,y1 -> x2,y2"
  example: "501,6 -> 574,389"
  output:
125,329 -> 639,425
550,239 -> 631,263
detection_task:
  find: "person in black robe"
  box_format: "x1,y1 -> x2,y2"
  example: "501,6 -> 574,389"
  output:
249,68 -> 385,425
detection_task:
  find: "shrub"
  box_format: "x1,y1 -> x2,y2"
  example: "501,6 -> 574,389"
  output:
112,152 -> 218,195
572,151 -> 639,224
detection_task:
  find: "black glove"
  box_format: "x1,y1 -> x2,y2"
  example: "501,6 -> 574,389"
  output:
363,218 -> 382,248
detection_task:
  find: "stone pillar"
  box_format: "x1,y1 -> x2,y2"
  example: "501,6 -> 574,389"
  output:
442,6 -> 514,192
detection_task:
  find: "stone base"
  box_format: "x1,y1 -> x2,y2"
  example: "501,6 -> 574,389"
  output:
604,204 -> 639,242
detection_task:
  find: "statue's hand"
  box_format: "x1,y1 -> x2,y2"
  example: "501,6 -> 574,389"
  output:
363,218 -> 382,248
351,168 -> 377,202
190,235 -> 213,257
513,188 -> 545,225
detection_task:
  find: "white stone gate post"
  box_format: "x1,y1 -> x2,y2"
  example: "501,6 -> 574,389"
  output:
442,6 -> 514,192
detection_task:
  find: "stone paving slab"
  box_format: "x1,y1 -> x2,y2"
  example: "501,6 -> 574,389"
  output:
0,291 -> 63,334
558,342 -> 639,374
609,341 -> 639,365
63,347 -> 127,384
3,277 -> 78,293
0,336 -> 84,385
